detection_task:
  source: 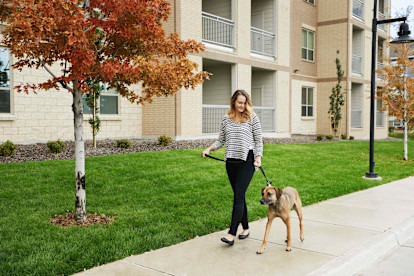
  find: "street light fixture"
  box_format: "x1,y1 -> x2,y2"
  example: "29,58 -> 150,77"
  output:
364,1 -> 414,180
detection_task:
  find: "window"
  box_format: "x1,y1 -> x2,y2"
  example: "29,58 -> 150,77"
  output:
305,0 -> 315,4
302,29 -> 314,61
301,87 -> 313,117
0,48 -> 10,113
82,84 -> 118,115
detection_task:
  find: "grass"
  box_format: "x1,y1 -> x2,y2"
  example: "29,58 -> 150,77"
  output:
1,141 -> 413,275
389,131 -> 414,140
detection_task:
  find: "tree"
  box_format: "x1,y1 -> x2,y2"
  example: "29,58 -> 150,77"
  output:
0,0 -> 208,221
85,79 -> 102,149
376,43 -> 414,161
328,50 -> 345,137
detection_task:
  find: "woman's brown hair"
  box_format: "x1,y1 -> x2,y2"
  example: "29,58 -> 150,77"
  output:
227,90 -> 253,123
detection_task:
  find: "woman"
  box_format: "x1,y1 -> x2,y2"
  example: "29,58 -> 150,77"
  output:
202,90 -> 263,245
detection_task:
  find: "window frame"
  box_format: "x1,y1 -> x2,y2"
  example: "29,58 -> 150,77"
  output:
305,0 -> 315,5
0,47 -> 11,114
301,28 -> 315,62
301,86 -> 314,118
82,84 -> 119,115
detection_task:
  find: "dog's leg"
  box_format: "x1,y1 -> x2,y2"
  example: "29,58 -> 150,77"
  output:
293,199 -> 304,241
257,217 -> 274,254
282,216 -> 292,251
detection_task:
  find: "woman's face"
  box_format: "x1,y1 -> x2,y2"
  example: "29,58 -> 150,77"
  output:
235,95 -> 247,114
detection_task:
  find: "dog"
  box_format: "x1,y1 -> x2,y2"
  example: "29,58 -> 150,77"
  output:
257,186 -> 304,254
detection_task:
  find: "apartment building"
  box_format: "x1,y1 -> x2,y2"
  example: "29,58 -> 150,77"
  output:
0,0 -> 390,144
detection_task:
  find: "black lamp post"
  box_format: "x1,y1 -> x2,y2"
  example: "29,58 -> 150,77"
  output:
364,1 -> 414,180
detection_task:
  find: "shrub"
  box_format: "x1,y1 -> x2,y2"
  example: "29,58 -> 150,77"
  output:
341,134 -> 347,140
116,139 -> 131,149
326,135 -> 333,140
0,140 -> 17,157
47,140 -> 65,153
349,136 -> 355,140
158,135 -> 172,146
316,135 -> 324,141
389,126 -> 395,133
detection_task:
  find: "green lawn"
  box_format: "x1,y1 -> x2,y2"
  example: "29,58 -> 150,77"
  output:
1,141 -> 413,275
389,131 -> 414,140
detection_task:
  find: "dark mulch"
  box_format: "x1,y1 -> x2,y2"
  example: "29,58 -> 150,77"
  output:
0,135 -> 401,164
49,210 -> 114,227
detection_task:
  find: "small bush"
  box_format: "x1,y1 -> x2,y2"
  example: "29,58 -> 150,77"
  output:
349,136 -> 355,140
341,134 -> 347,140
316,135 -> 324,141
158,135 -> 172,146
326,135 -> 333,140
47,140 -> 65,153
0,140 -> 17,157
116,139 -> 131,149
389,126 -> 395,133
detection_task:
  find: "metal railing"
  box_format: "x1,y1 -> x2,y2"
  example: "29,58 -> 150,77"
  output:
202,105 -> 276,133
202,12 -> 235,48
351,110 -> 363,128
376,111 -> 385,127
251,27 -> 276,58
378,12 -> 386,31
352,55 -> 363,75
353,0 -> 364,20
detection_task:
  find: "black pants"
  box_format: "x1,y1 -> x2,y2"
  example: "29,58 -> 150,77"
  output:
225,150 -> 255,236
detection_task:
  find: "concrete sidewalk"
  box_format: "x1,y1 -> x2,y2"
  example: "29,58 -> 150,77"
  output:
75,176 -> 414,276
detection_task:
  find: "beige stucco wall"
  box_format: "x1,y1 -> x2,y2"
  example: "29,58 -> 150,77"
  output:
276,70 -> 290,133
0,60 -> 141,144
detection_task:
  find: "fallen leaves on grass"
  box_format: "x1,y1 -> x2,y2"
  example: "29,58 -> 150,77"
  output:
50,210 -> 114,227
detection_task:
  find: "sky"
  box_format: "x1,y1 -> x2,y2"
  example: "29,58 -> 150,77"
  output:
390,0 -> 414,38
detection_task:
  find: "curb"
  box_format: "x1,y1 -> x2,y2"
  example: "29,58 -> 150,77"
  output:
307,214 -> 414,276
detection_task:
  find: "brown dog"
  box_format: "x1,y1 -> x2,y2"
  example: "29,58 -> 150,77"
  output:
257,186 -> 304,254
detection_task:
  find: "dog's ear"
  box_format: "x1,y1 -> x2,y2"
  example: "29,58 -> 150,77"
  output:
274,187 -> 283,199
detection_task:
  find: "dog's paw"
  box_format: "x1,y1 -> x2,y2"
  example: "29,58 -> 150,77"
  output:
256,249 -> 264,254
286,248 -> 292,252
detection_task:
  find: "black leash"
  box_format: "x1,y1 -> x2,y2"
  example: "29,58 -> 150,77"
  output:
205,154 -> 273,187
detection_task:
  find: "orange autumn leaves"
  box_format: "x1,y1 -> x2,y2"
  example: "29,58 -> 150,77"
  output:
0,0 -> 209,103
376,44 -> 414,124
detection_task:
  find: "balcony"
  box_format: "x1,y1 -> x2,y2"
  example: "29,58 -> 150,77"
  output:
251,27 -> 276,58
352,55 -> 363,75
202,12 -> 235,48
202,105 -> 276,133
376,111 -> 385,127
378,12 -> 386,31
351,110 -> 363,128
353,0 -> 364,20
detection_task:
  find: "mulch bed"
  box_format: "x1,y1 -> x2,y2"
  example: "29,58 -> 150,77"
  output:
49,210 -> 114,227
0,135 -> 402,164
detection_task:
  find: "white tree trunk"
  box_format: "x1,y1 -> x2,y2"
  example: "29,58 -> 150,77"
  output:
404,119 -> 408,161
72,83 -> 86,222
403,67 -> 408,161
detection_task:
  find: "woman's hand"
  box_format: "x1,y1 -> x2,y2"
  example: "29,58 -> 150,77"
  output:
254,157 -> 262,168
202,148 -> 211,158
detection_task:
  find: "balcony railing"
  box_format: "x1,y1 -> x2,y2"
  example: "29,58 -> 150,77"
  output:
352,55 -> 363,75
251,27 -> 276,58
351,110 -> 363,128
353,0 -> 364,20
202,105 -> 276,133
378,12 -> 386,31
376,111 -> 385,127
202,12 -> 235,48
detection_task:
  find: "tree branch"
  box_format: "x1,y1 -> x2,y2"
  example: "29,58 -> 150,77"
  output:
40,59 -> 73,91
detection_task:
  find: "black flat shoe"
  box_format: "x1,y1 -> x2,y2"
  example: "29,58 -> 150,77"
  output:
221,237 -> 234,246
238,232 -> 250,240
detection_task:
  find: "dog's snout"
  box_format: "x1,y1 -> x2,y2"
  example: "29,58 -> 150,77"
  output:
260,198 -> 265,205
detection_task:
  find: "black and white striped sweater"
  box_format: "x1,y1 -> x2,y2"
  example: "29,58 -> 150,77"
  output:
212,113 -> 263,161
